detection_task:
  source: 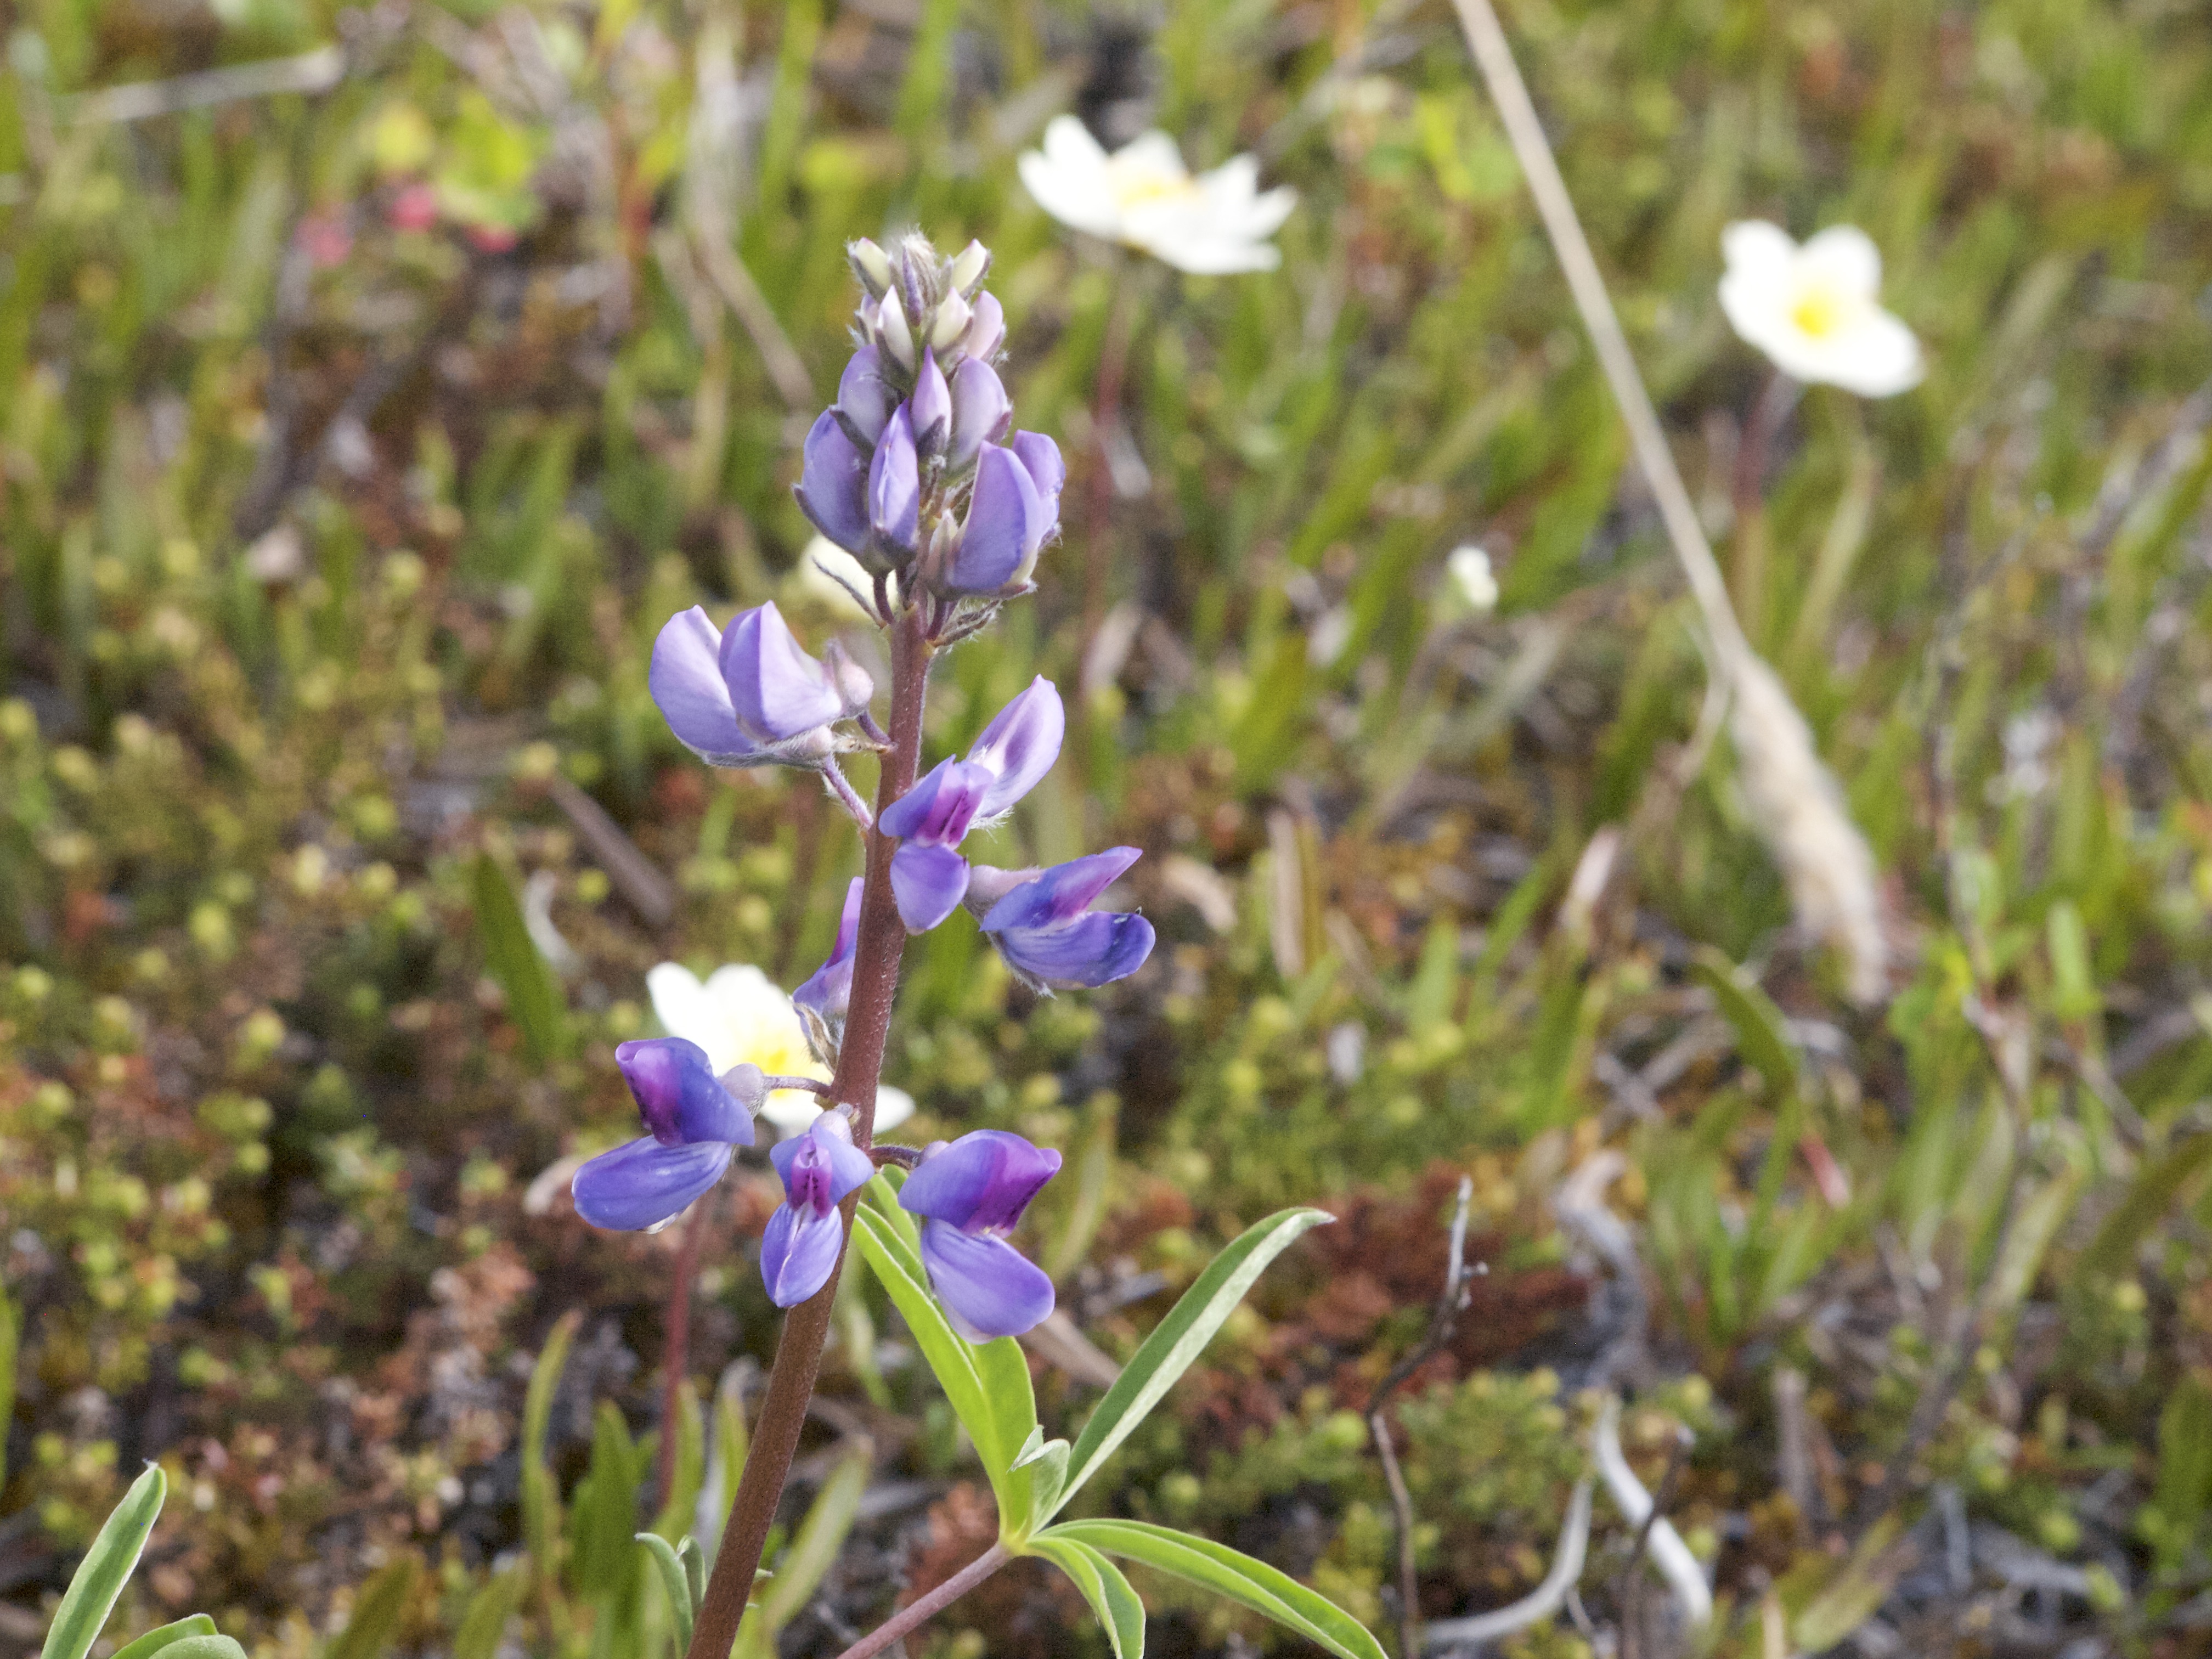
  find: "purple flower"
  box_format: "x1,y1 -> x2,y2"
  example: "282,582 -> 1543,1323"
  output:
910,352 -> 951,459
869,407 -> 922,560
897,1130 -> 1060,1342
939,433 -> 1064,596
947,357 -> 1011,474
760,1110 -> 876,1307
793,877 -> 862,1064
960,290 -> 1006,362
572,1037 -> 760,1232
975,847 -> 1155,992
834,346 -> 894,448
877,679 -> 1065,932
651,603 -> 872,770
795,410 -> 872,556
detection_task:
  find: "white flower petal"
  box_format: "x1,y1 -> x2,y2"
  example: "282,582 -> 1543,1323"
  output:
646,962 -> 720,1062
1109,130 -> 1190,182
1815,307 -> 1923,397
1798,224 -> 1883,301
1720,219 -> 1797,283
1018,147 -> 1121,239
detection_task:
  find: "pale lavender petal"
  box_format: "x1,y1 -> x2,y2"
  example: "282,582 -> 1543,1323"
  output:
890,841 -> 972,933
868,406 -> 921,557
947,357 -> 1011,473
947,442 -> 1042,594
795,411 -> 872,555
961,291 -> 1005,361
919,1220 -> 1057,1341
759,1200 -> 845,1306
1011,431 -> 1065,520
793,878 -> 862,1063
573,1137 -> 733,1232
616,1036 -> 755,1146
909,353 -> 951,454
991,909 -> 1155,990
898,1129 -> 1062,1231
720,602 -> 842,742
651,607 -> 759,766
835,346 -> 894,446
966,678 -> 1064,818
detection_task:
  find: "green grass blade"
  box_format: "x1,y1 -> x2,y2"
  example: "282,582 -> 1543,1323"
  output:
1029,1537 -> 1145,1659
110,1615 -> 216,1659
1043,1520 -> 1382,1659
635,1535 -> 695,1653
472,851 -> 566,1065
325,1558 -> 417,1659
1057,1209 -> 1331,1515
0,1283 -> 17,1498
450,1566 -> 524,1659
522,1310 -> 581,1596
754,1446 -> 870,1635
42,1463 -> 166,1659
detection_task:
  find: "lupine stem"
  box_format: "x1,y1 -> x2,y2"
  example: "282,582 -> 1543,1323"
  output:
683,606 -> 932,1659
830,1542 -> 1011,1659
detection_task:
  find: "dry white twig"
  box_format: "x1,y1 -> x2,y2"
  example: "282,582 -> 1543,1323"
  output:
1594,1395 -> 1714,1629
62,45 -> 347,125
1447,0 -> 1889,1002
1423,1479 -> 1594,1650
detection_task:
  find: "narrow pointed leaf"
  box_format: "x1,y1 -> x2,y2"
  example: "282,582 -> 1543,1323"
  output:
636,1536 -> 695,1652
755,1446 -> 871,1635
521,1311 -> 581,1595
472,852 -> 567,1065
1057,1209 -> 1330,1514
1043,1521 -> 1383,1659
1031,1537 -> 1145,1659
450,1566 -> 523,1659
42,1463 -> 166,1659
326,1558 -> 419,1659
111,1616 -> 216,1659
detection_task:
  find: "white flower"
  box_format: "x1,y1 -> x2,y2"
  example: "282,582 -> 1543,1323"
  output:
646,961 -> 912,1138
1017,115 -> 1295,275
792,535 -> 878,623
1717,221 -> 1922,397
1446,544 -> 1498,614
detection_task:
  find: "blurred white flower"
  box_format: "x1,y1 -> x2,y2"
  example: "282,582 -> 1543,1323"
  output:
1446,544 -> 1498,614
1717,222 -> 1922,397
791,535 -> 878,623
646,961 -> 912,1138
1018,115 -> 1295,275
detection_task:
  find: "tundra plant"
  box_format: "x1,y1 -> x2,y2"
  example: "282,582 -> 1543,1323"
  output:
583,234 -> 1377,1659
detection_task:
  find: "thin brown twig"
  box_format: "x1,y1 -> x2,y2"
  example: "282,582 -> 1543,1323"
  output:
831,1543 -> 1011,1659
657,1193 -> 712,1513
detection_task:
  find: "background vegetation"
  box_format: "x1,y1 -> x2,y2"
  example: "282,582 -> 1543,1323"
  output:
3,0 -> 2212,1654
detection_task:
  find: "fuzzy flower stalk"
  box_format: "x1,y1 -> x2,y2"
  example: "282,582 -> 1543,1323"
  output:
572,233 -> 1155,1659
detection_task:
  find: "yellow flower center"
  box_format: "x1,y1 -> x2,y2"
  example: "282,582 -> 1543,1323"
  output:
1106,161 -> 1201,214
1789,284 -> 1850,340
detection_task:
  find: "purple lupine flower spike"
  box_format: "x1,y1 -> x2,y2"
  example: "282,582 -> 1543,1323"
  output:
877,680 -> 1064,933
651,607 -> 764,768
977,847 -> 1155,992
869,406 -> 922,561
897,1130 -> 1061,1341
940,431 -> 1063,596
760,1111 -> 876,1306
794,878 -> 863,1064
572,1037 -> 760,1232
796,411 -> 873,555
721,601 -> 861,743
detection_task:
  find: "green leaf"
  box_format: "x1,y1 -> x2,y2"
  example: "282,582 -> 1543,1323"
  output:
110,1615 -> 217,1659
650,1377 -> 705,1542
326,1558 -> 418,1659
42,1463 -> 166,1659
472,851 -> 566,1065
635,1535 -> 695,1653
2083,1133 -> 2212,1279
860,1164 -> 922,1257
139,1639 -> 244,1659
1014,1436 -> 1072,1536
1057,1209 -> 1331,1516
851,1193 -> 1031,1530
1043,1521 -> 1383,1659
1030,1537 -> 1145,1659
0,1282 -> 18,1497
450,1566 -> 524,1659
522,1310 -> 581,1594
753,1445 -> 871,1638
1689,947 -> 1801,1097
569,1401 -> 644,1600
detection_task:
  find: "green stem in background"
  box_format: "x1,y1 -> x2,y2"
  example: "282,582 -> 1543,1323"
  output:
682,605 -> 931,1659
832,1543 -> 1011,1659
1729,369 -> 1799,650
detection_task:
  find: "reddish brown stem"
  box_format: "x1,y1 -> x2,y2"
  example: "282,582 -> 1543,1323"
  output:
657,1193 -> 710,1513
832,1543 -> 1011,1659
683,607 -> 931,1659
1082,274 -> 1135,648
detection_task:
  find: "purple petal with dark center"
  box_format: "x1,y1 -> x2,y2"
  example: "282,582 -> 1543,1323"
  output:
966,678 -> 1064,819
616,1036 -> 754,1146
720,602 -> 842,742
979,847 -> 1143,932
868,407 -> 921,557
990,909 -> 1156,990
919,1220 -> 1057,1341
768,1111 -> 876,1211
898,1129 -> 1062,1231
651,607 -> 760,766
573,1137 -> 733,1232
759,1201 -> 845,1307
947,443 -> 1042,594
836,346 -> 893,447
909,353 -> 951,453
880,758 -> 990,847
1011,431 -> 1065,521
890,842 -> 972,933
947,358 -> 1010,473
795,411 -> 872,555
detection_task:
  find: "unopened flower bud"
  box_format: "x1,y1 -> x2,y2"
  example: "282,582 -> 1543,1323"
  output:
719,1062 -> 770,1114
909,352 -> 951,459
876,294 -> 916,370
929,293 -> 973,351
849,238 -> 894,297
821,639 -> 876,721
962,291 -> 1006,362
947,239 -> 992,296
